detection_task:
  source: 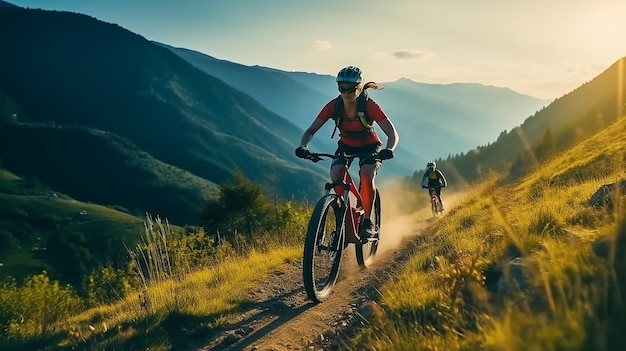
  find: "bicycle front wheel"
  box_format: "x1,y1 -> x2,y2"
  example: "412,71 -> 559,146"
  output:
356,188 -> 380,267
303,194 -> 345,303
431,196 -> 440,218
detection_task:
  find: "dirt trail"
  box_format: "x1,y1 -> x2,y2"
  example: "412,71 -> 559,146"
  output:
198,190 -> 464,351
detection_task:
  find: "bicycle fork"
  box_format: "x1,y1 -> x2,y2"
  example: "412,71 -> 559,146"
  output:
316,195 -> 346,253
326,180 -> 360,243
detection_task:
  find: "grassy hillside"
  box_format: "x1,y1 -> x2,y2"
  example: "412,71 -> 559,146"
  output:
0,168 -> 147,286
0,120 -> 219,225
347,116 -> 626,350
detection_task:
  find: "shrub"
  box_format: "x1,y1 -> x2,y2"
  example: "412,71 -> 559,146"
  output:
0,272 -> 84,339
86,265 -> 139,306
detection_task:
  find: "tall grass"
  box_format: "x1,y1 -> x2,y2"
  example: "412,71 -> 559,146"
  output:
0,207 -> 307,350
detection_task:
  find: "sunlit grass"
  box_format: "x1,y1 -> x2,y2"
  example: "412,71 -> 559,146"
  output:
0,210 -> 303,350
53,246 -> 301,349
346,117 -> 626,350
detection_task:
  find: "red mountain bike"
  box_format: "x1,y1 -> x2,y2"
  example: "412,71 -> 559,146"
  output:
427,186 -> 443,218
301,152 -> 382,303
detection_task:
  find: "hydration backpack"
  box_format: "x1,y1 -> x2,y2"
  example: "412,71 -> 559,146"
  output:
331,93 -> 374,139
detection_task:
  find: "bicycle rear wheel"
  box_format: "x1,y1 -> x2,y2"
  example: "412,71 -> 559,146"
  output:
303,194 -> 345,303
356,188 -> 380,267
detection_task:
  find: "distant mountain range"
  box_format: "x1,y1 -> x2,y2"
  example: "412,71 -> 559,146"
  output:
161,43 -> 552,168
0,4 -> 568,227
409,56 -> 626,188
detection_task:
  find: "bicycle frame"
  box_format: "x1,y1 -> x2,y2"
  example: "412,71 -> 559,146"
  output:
325,161 -> 364,244
429,187 -> 440,201
301,151 -> 383,302
428,187 -> 442,216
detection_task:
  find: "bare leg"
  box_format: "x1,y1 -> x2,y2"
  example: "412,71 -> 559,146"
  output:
330,164 -> 348,195
330,164 -> 347,182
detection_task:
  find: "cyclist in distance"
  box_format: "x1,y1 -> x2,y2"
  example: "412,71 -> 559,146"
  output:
295,65 -> 399,239
421,161 -> 448,210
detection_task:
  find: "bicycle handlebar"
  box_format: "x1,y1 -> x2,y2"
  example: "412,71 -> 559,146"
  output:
303,152 -> 383,163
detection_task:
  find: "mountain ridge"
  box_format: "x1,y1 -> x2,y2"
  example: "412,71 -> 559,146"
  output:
0,7 -> 327,226
160,42 -> 552,165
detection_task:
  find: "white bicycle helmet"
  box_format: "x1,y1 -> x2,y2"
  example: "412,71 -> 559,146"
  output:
336,66 -> 362,84
427,161 -> 436,169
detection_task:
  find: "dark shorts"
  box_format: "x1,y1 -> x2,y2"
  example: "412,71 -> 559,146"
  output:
332,142 -> 382,168
427,185 -> 442,196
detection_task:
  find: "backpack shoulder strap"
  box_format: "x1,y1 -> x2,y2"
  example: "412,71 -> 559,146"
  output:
330,94 -> 373,139
332,96 -> 343,126
331,96 -> 343,138
356,94 -> 373,129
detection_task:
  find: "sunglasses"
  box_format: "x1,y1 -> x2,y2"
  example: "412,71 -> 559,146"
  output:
338,85 -> 358,93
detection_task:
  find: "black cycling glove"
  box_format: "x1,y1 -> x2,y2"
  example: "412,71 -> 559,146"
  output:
378,148 -> 394,160
295,146 -> 310,159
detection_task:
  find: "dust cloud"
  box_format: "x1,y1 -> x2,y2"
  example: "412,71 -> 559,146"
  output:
377,184 -> 431,256
377,184 -> 469,256
338,182 -> 432,278
339,183 -> 468,278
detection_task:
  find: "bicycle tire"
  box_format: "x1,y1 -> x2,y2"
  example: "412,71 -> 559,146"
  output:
302,194 -> 345,303
431,195 -> 440,218
356,188 -> 380,267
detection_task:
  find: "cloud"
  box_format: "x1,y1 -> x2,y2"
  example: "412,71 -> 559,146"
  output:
314,40 -> 332,51
392,49 -> 434,60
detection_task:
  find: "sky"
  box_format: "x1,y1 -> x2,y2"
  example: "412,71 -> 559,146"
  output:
8,0 -> 626,99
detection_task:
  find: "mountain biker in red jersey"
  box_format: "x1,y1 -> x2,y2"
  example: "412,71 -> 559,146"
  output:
421,161 -> 448,210
295,65 -> 399,239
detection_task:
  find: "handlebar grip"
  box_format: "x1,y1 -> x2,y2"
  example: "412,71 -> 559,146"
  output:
309,154 -> 322,163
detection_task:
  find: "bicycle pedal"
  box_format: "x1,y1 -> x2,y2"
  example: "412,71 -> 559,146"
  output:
317,244 -> 338,252
360,236 -> 379,244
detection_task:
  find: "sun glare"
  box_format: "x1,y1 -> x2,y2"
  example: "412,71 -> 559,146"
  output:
581,4 -> 626,55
